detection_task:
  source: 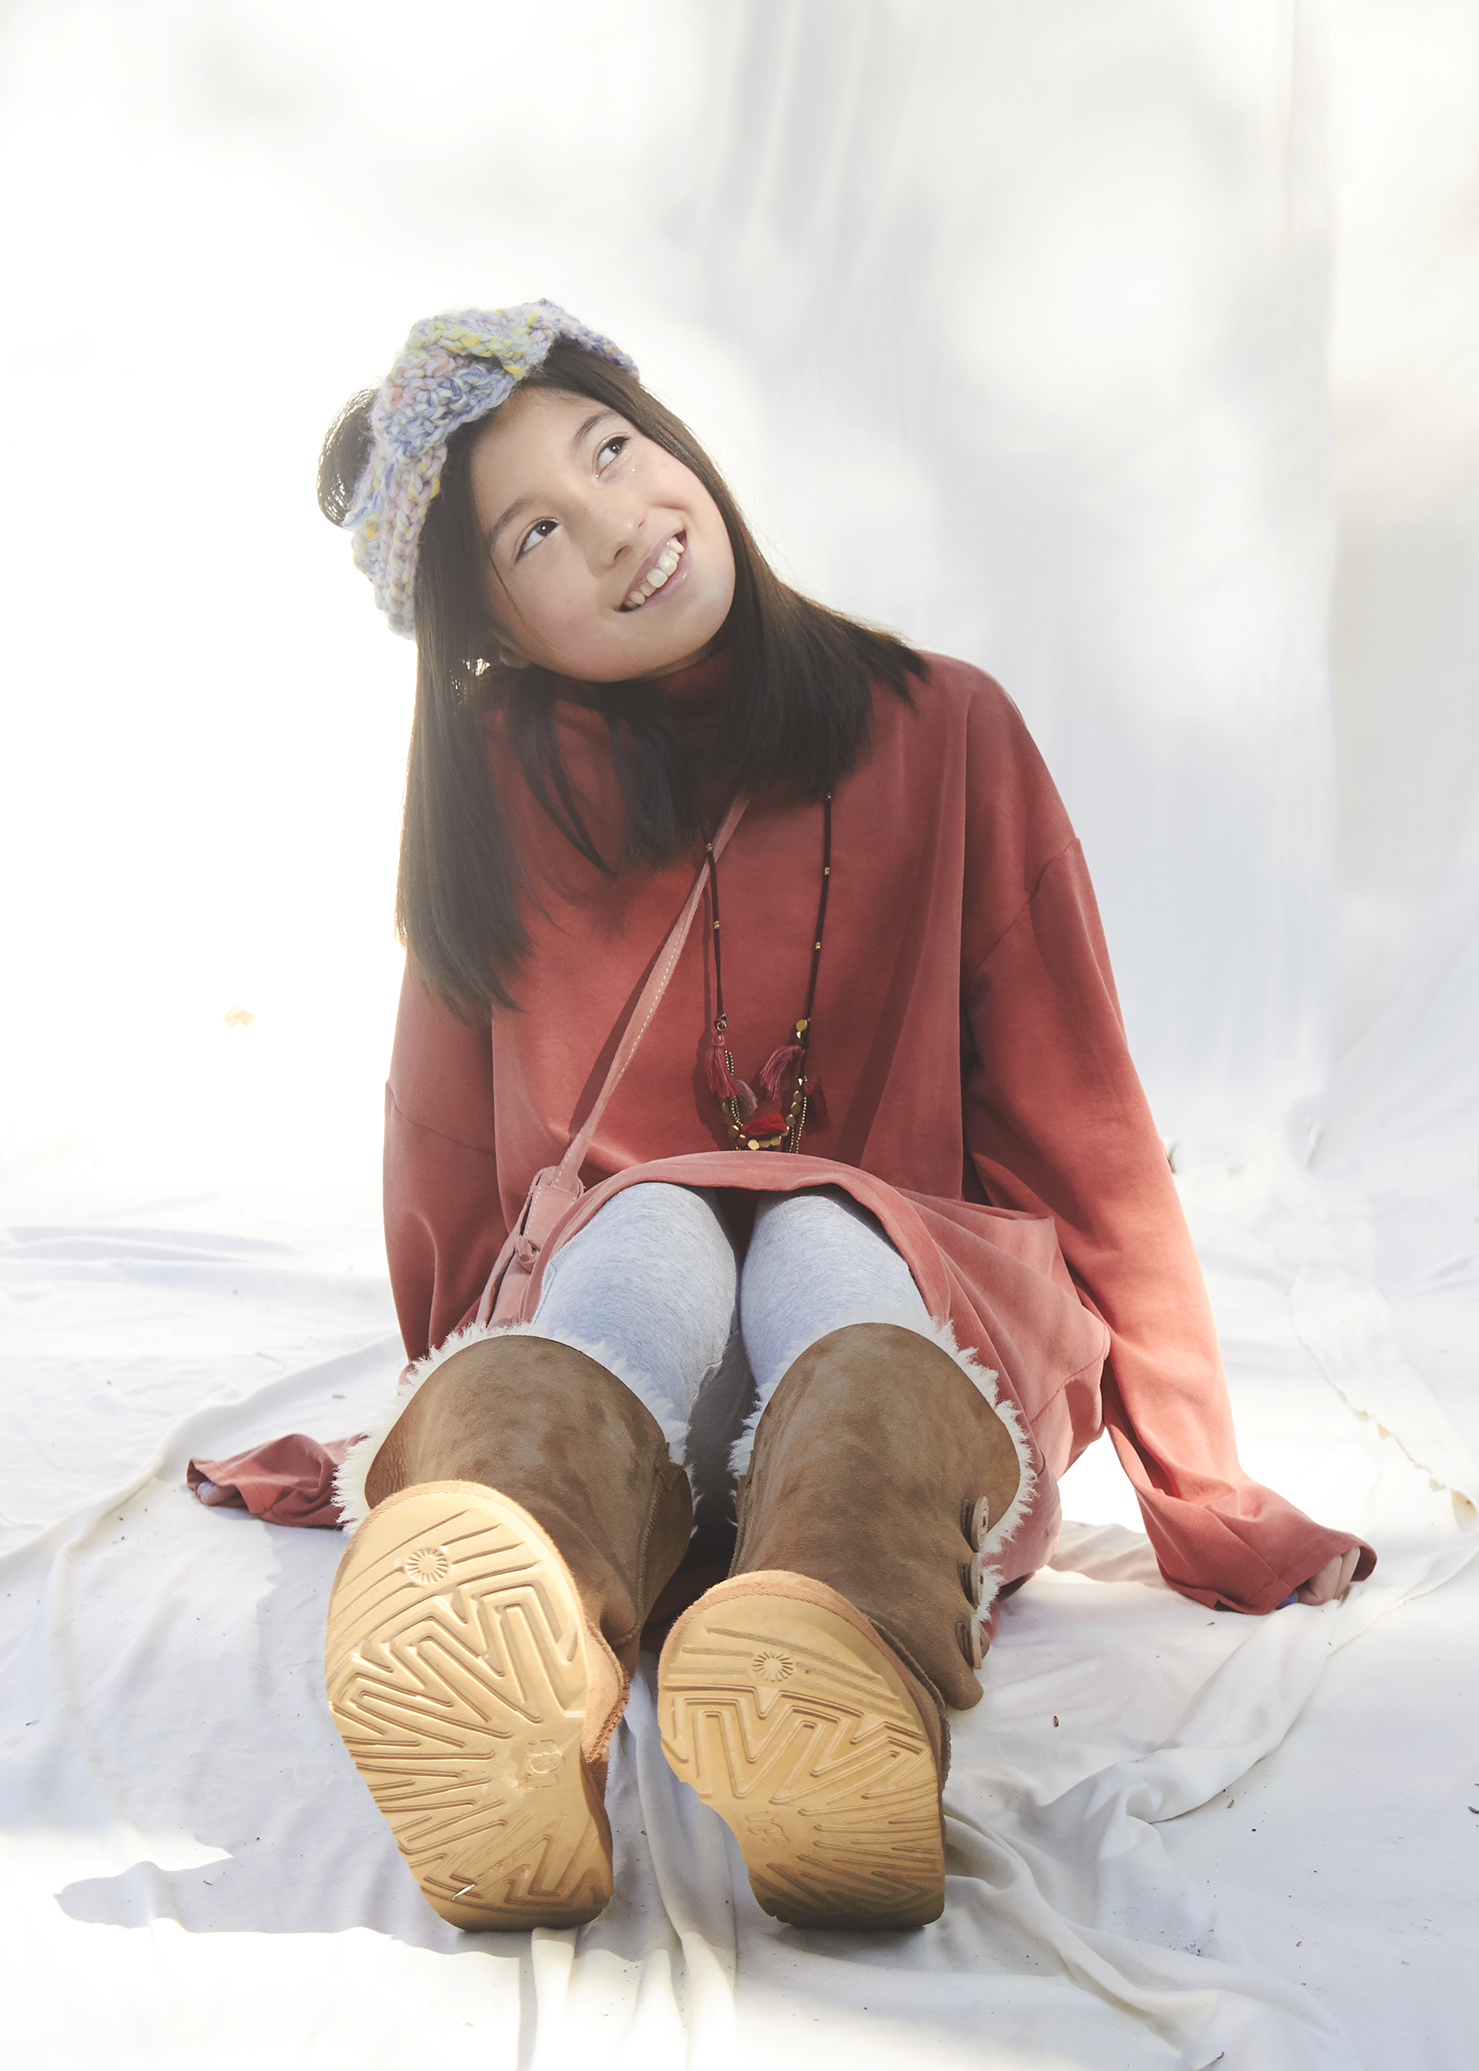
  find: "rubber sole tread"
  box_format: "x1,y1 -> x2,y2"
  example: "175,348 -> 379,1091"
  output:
324,1481 -> 612,1930
658,1589 -> 945,1928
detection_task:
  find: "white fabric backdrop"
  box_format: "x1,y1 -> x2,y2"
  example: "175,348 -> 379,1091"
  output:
3,3 -> 1477,2066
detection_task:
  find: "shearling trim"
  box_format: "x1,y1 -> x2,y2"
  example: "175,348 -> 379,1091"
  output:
727,1305 -> 933,1478
727,1311 -> 1039,1654
332,1319 -> 692,1532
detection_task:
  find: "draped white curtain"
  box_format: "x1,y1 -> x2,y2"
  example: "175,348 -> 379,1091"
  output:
3,0 -> 1473,1175
2,6 -> 1476,2068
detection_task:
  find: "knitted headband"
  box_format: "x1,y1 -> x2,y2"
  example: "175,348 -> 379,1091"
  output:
342,299 -> 637,638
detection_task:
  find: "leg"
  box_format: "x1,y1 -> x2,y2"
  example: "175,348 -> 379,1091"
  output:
531,1179 -> 750,1592
736,1185 -> 932,1454
532,1181 -> 741,1451
657,1188 -> 1027,1930
324,1185 -> 736,1931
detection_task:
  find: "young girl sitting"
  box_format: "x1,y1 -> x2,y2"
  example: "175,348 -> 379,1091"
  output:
309,300 -> 1372,1937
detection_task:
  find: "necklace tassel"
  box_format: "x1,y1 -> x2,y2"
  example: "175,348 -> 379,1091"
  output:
758,1042 -> 807,1095
801,1077 -> 827,1126
704,1025 -> 745,1101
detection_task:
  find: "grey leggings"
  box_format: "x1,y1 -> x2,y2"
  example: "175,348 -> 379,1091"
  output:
530,1184 -> 932,1492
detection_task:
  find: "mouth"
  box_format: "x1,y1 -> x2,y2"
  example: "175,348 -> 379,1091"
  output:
620,531 -> 687,611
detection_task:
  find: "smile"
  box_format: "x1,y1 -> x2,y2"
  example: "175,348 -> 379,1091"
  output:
622,532 -> 686,610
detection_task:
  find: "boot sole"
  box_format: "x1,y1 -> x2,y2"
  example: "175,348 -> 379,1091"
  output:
657,1578 -> 945,1928
324,1480 -> 612,1930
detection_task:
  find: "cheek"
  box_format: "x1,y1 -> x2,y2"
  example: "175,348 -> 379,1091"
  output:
692,490 -> 735,588
500,558 -> 602,656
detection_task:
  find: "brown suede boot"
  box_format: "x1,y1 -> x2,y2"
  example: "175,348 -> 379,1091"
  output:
325,1334 -> 692,1930
657,1322 -> 1024,1929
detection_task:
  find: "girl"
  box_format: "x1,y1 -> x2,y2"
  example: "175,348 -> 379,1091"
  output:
304,300 -> 1371,1936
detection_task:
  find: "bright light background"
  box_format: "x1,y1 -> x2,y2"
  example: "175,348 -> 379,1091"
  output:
2,0 -> 1476,1225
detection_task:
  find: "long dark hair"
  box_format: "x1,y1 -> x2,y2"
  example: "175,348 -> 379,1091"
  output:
318,340 -> 924,1015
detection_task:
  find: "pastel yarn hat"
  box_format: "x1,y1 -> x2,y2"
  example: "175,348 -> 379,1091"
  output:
341,299 -> 637,638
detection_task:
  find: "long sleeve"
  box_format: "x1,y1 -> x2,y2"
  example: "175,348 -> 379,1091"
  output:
961,840 -> 1375,1612
384,966 -> 509,1361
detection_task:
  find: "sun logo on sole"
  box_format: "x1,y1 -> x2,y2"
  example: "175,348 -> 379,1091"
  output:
402,1544 -> 451,1585
752,1649 -> 794,1684
523,1740 -> 562,1787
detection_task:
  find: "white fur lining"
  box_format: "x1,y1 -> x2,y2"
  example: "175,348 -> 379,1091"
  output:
726,1310 -> 1039,1650
727,1304 -> 932,1478
332,1320 -> 692,1533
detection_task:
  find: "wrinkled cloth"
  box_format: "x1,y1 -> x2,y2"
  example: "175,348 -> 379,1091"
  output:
11,1145 -> 1471,2071
186,1432 -> 362,1528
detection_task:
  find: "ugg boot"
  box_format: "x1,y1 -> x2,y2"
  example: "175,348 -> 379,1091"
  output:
657,1322 -> 1026,1929
325,1334 -> 692,1930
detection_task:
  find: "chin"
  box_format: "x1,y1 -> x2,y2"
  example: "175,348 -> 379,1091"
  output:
541,584 -> 733,683
615,613 -> 730,682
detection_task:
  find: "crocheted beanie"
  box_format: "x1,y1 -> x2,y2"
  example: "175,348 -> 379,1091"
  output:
342,300 -> 637,638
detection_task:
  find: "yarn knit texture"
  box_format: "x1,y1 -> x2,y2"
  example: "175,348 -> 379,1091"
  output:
344,299 -> 636,638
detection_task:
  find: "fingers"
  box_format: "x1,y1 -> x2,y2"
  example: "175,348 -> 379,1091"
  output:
1294,1547 -> 1361,1605
1294,1555 -> 1341,1604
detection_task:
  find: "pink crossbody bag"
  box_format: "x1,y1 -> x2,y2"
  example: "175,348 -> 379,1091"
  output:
473,790 -> 752,1329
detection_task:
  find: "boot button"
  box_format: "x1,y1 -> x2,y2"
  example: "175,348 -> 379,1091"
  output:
957,1617 -> 985,1669
970,1494 -> 993,1547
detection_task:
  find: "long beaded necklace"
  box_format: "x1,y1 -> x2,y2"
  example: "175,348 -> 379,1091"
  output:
701,793 -> 832,1152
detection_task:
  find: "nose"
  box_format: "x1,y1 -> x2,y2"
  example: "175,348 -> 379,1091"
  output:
582,475 -> 646,572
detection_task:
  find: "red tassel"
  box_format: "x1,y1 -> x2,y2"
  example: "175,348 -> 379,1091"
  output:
802,1077 -> 827,1126
734,1079 -> 758,1120
747,1110 -> 789,1138
758,1042 -> 806,1095
704,1026 -> 742,1100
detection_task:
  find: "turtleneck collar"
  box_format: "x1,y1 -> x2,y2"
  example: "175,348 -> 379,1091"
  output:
548,643 -> 732,755
647,644 -> 730,752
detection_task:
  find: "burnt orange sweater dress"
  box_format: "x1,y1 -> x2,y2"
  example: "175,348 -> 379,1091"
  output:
381,651 -> 1373,1621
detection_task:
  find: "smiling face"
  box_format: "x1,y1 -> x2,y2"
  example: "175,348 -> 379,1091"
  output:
466,384 -> 737,682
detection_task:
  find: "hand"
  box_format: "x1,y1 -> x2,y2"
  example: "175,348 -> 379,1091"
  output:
1295,1548 -> 1361,1605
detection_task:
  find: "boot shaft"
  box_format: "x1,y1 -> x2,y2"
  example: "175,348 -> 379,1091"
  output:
732,1323 -> 1029,1712
364,1332 -> 693,1669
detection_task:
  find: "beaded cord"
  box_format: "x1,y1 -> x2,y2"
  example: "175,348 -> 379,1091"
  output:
703,794 -> 833,1152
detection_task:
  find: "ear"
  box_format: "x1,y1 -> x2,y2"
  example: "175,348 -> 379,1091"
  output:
475,616 -> 531,672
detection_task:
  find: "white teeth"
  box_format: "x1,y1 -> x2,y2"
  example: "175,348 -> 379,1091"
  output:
624,534 -> 684,609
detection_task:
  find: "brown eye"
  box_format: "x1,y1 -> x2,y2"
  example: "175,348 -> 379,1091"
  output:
516,519 -> 557,560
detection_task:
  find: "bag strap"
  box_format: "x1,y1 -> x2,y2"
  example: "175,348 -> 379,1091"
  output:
473,789 -> 753,1328
552,786 -> 751,1186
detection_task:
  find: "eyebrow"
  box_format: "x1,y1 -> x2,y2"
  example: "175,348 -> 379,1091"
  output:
482,409 -> 623,558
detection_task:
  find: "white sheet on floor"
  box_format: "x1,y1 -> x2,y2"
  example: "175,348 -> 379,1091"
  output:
2,1139 -> 1472,2071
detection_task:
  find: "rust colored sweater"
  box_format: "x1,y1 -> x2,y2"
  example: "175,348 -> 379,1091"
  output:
385,651 -> 1373,1615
